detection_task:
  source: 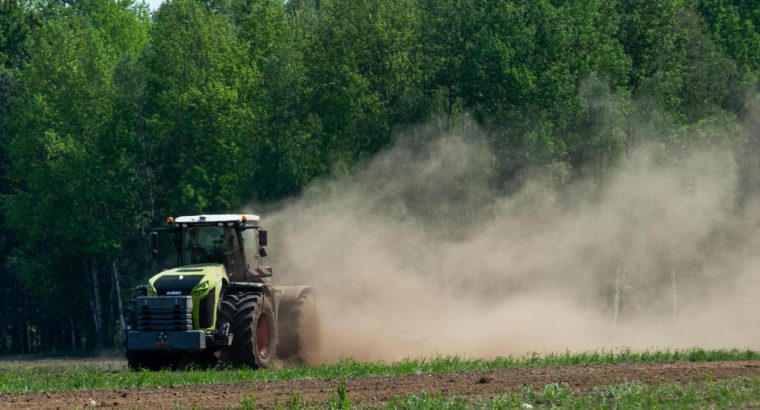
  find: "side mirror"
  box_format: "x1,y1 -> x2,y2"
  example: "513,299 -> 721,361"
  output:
258,246 -> 268,257
149,231 -> 159,258
258,230 -> 268,246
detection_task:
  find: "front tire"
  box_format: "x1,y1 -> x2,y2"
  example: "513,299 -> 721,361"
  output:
126,350 -> 178,371
219,292 -> 276,368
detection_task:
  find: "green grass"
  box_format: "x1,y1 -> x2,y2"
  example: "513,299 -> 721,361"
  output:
0,348 -> 757,394
227,376 -> 760,409
378,376 -> 760,409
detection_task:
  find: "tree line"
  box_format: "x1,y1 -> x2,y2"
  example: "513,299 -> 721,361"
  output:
0,0 -> 759,353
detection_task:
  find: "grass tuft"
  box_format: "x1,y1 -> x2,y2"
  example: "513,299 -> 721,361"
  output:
240,395 -> 257,410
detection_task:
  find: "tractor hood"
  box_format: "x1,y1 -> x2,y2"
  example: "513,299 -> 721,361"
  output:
147,264 -> 228,297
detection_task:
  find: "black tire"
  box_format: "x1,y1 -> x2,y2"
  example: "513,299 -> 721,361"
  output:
276,291 -> 321,365
219,292 -> 276,368
126,350 -> 144,370
177,350 -> 221,370
126,350 -> 178,371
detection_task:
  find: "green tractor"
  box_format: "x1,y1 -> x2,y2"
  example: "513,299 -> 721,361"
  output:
125,214 -> 319,370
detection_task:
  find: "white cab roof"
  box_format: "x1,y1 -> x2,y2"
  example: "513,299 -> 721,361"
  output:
175,214 -> 260,225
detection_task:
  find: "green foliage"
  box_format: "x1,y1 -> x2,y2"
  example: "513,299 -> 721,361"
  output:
142,0 -> 258,213
296,0 -> 423,169
3,0 -> 149,344
699,0 -> 760,84
419,0 -> 634,183
240,0 -> 323,199
0,0 -> 38,70
1,0 -> 760,352
6,0 -> 149,252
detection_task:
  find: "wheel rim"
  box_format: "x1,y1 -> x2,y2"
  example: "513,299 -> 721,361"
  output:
256,313 -> 271,358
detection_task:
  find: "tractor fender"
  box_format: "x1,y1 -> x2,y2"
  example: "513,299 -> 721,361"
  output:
225,282 -> 275,300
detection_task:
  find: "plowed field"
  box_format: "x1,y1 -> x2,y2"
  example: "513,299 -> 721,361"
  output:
3,360 -> 760,409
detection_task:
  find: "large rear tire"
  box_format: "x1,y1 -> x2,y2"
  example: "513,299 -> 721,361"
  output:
277,290 -> 321,365
219,292 -> 276,368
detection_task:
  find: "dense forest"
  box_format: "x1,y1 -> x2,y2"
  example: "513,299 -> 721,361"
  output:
0,0 -> 759,353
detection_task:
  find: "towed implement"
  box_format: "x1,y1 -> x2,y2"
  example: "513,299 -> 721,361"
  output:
125,214 -> 319,370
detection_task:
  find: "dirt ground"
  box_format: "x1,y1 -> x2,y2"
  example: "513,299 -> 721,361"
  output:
2,360 -> 760,409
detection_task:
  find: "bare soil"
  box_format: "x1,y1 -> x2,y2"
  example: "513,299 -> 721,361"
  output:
3,360 -> 760,409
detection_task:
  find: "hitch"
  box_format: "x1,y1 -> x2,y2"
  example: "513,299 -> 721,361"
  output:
210,322 -> 233,347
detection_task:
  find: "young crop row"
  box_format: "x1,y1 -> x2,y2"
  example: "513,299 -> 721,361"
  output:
1,348 -> 757,394
224,376 -> 760,409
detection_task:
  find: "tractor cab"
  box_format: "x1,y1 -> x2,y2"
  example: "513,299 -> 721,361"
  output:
151,214 -> 268,282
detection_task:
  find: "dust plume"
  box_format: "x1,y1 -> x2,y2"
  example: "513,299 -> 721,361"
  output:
257,126 -> 760,361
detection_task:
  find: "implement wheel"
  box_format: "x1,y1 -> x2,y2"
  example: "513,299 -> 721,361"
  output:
277,290 -> 321,365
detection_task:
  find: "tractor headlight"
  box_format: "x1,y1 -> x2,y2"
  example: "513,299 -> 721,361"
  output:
192,281 -> 210,297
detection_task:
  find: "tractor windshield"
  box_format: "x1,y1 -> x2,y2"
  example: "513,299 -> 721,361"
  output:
180,226 -> 244,276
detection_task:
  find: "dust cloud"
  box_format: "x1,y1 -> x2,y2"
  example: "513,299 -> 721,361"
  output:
256,126 -> 760,361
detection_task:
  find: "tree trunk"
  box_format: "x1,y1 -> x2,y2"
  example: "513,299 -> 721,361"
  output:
108,281 -> 114,346
89,258 -> 104,349
16,291 -> 26,354
112,261 -> 125,338
69,315 -> 76,351
671,269 -> 678,325
22,296 -> 29,353
612,267 -> 624,337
